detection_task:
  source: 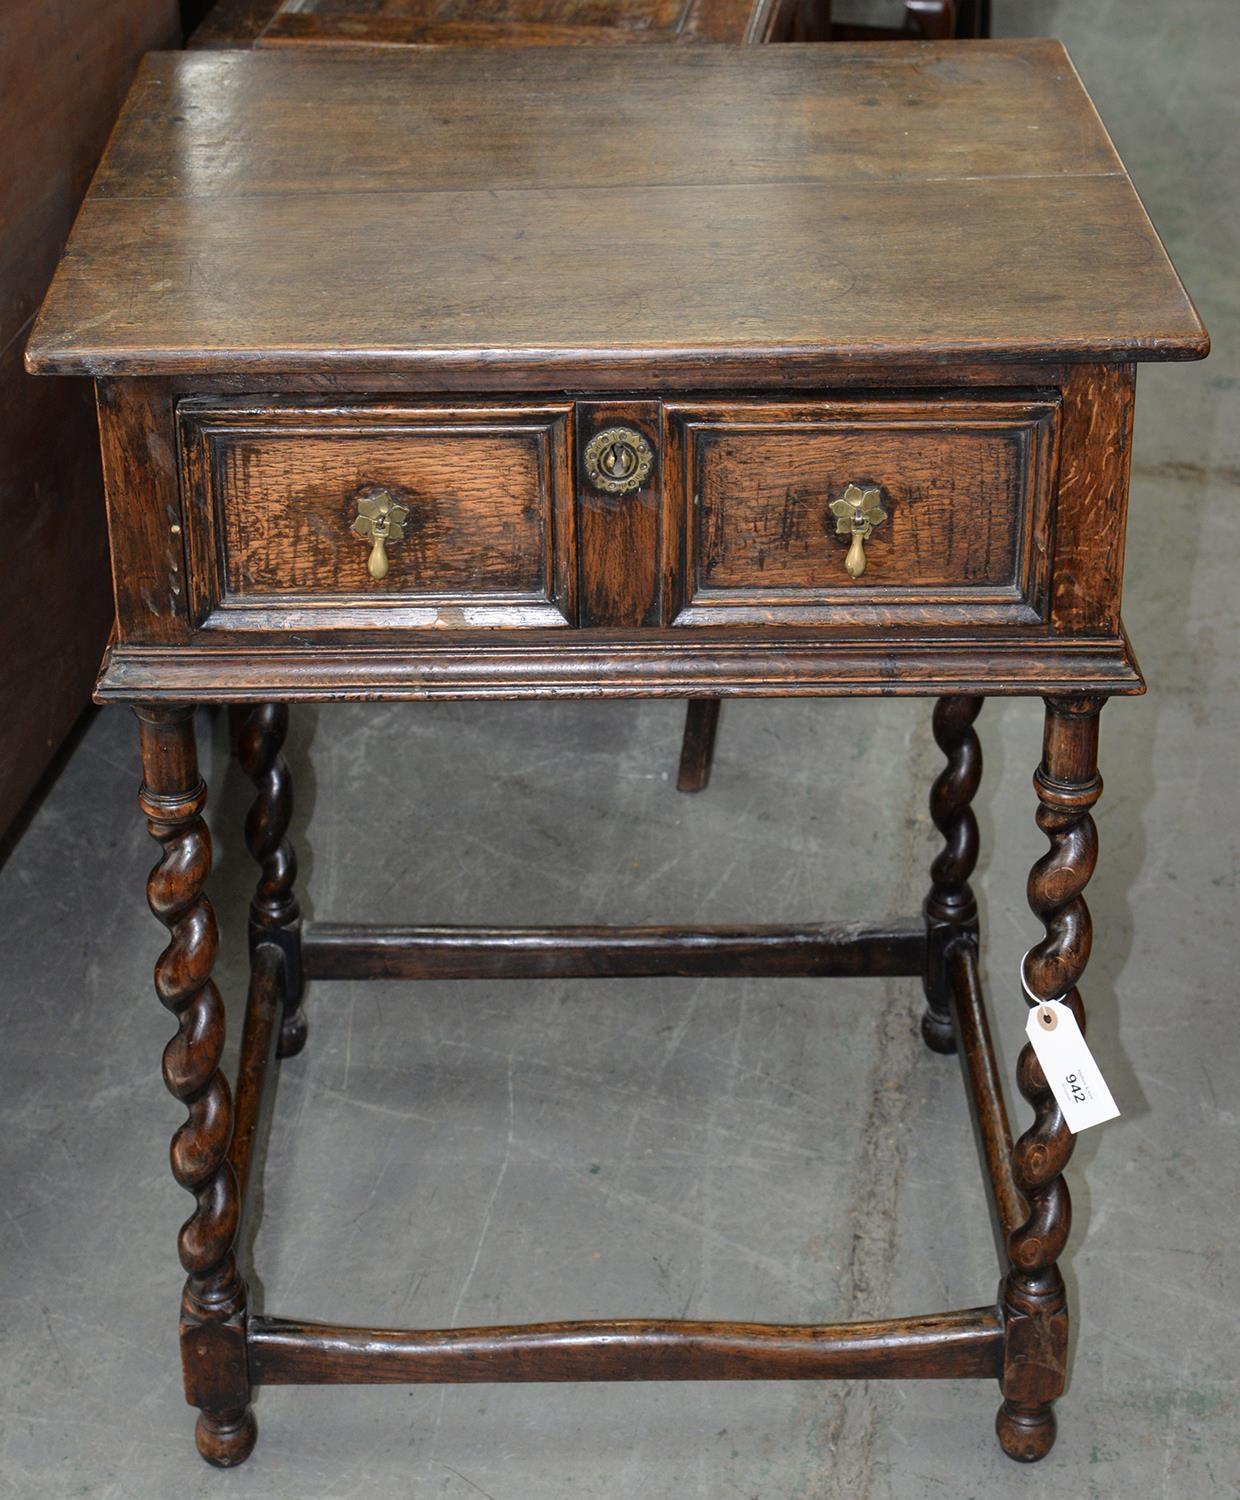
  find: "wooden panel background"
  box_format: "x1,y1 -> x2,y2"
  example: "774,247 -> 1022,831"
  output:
0,0 -> 179,840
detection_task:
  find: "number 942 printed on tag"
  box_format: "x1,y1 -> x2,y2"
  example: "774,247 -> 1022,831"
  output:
1025,1000 -> 1120,1134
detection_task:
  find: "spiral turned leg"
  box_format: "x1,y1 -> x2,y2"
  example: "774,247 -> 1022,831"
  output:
237,703 -> 306,1059
921,695 -> 983,1053
996,696 -> 1105,1463
136,706 -> 255,1467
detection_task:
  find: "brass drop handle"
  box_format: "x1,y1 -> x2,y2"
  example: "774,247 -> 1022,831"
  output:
830,484 -> 887,579
351,487 -> 410,581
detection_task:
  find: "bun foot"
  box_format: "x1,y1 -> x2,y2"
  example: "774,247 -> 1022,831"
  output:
277,1009 -> 308,1059
996,1400 -> 1056,1463
196,1407 -> 258,1468
920,1006 -> 957,1054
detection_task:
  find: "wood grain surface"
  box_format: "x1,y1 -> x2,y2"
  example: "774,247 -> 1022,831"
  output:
670,397 -> 1057,626
96,380 -> 191,643
26,42 -> 1207,380
575,401 -> 663,628
179,400 -> 576,629
1049,363 -> 1136,634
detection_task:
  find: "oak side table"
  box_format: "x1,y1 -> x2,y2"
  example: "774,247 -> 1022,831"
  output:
28,40 -> 1207,1470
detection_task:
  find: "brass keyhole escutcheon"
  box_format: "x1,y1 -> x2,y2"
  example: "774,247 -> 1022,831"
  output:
351,486 -> 410,581
584,427 -> 654,495
829,484 -> 888,579
601,442 -> 637,481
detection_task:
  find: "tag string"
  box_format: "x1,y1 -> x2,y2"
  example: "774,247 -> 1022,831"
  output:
1019,946 -> 1071,1029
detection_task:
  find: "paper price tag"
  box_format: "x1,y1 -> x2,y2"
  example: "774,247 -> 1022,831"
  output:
1024,1001 -> 1120,1134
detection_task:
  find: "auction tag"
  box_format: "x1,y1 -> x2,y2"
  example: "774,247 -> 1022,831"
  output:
1024,1001 -> 1120,1133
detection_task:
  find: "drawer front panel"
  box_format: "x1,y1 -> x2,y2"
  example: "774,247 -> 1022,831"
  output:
667,398 -> 1060,627
180,401 -> 575,630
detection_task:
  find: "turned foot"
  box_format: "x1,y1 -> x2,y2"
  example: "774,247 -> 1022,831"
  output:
996,1400 -> 1057,1463
277,1006 -> 308,1059
920,1004 -> 957,1055
196,1407 -> 258,1468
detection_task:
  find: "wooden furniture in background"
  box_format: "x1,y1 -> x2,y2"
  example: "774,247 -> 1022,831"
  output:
0,0 -> 180,844
27,40 -> 1205,1470
191,0 -> 804,48
803,0 -> 989,39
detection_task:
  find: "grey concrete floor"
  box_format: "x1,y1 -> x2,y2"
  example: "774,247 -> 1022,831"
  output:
2,1 -> 1238,1495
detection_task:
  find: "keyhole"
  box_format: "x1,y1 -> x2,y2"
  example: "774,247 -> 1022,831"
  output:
601,442 -> 636,480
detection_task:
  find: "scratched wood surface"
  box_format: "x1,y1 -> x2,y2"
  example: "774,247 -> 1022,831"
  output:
1048,363 -> 1137,635
191,0 -> 799,48
26,42 -> 1207,381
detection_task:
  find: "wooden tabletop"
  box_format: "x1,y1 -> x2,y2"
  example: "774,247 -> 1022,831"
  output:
27,41 -> 1207,382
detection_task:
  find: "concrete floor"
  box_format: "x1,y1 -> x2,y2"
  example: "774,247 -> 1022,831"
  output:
2,1 -> 1238,1495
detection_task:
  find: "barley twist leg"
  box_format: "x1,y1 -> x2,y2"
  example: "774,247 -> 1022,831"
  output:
237,702 -> 306,1058
137,705 -> 255,1467
921,695 -> 983,1053
997,696 -> 1104,1462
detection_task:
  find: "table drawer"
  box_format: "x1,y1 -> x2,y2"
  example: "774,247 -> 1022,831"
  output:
666,398 -> 1060,628
179,400 -> 576,630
